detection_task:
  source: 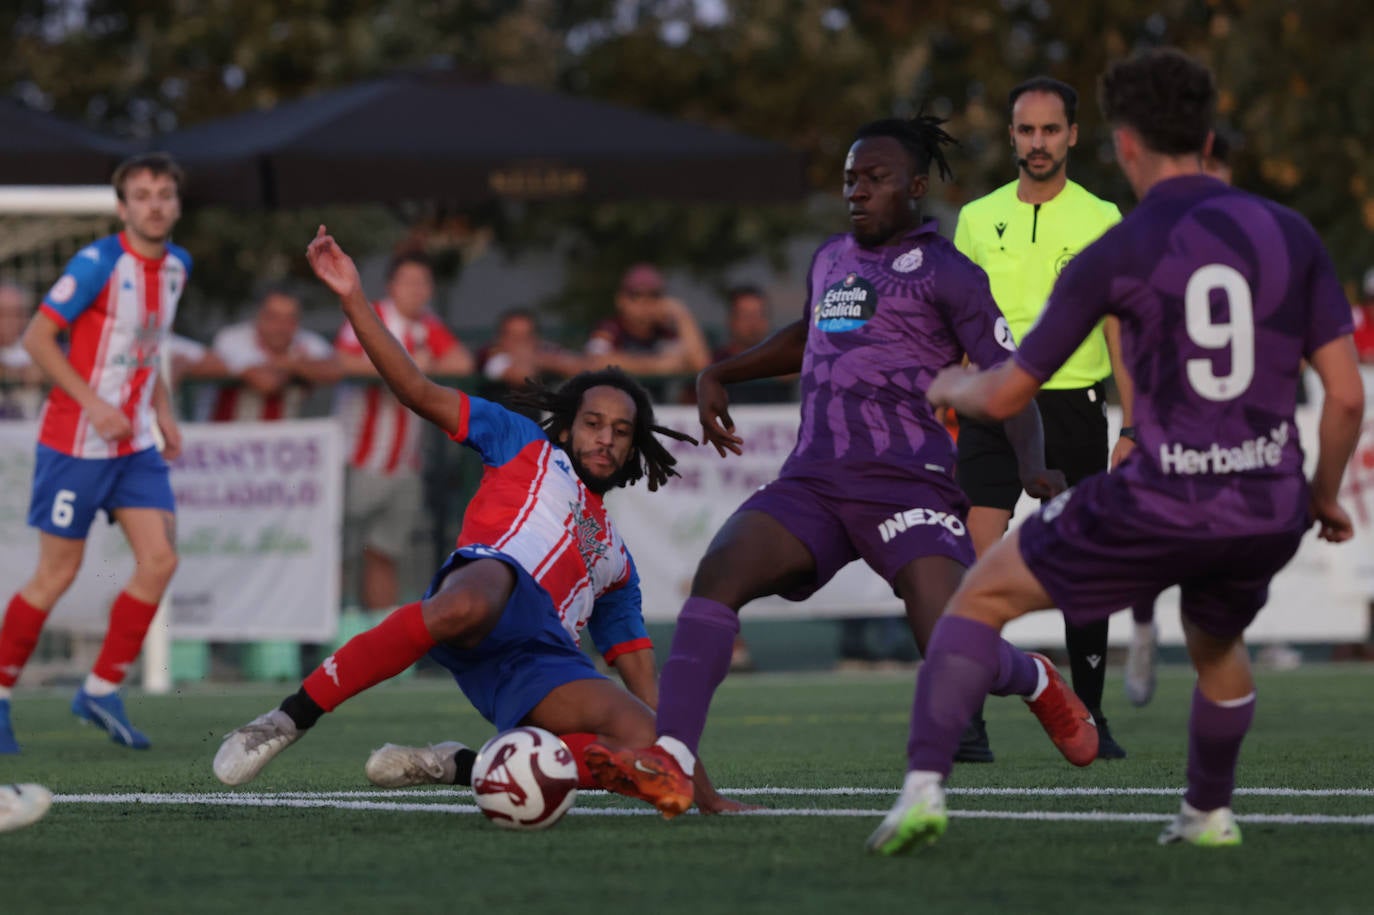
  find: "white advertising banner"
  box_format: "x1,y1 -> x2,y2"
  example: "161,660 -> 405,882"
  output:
0,419 -> 342,641
611,378 -> 1374,646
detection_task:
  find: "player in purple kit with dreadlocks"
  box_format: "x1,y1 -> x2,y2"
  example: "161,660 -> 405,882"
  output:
585,114 -> 1066,817
868,48 -> 1364,854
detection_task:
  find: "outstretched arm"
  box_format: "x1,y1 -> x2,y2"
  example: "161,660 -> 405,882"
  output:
697,318 -> 808,456
928,359 -> 1041,424
306,226 -> 465,434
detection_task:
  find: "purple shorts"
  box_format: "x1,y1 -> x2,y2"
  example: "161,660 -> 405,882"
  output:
737,467 -> 975,601
1018,473 -> 1307,640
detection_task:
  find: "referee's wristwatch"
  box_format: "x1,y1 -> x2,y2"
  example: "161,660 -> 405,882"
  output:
1118,425 -> 1137,441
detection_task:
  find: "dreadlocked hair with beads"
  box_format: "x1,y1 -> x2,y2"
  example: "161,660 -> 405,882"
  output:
853,113 -> 959,183
505,367 -> 698,492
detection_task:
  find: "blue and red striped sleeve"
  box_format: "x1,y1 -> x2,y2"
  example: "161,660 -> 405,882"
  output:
448,392 -> 546,466
41,238 -> 118,329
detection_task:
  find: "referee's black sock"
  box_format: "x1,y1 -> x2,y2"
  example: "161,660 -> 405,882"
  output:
1064,619 -> 1109,711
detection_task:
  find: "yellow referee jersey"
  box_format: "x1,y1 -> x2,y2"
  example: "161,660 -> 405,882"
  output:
954,179 -> 1121,389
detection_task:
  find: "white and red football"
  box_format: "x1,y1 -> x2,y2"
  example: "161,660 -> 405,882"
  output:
471,727 -> 578,830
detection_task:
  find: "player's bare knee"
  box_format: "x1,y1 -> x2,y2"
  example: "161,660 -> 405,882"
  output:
138,546 -> 178,588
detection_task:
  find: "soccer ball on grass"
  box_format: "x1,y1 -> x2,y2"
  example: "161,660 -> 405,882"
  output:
471,726 -> 578,830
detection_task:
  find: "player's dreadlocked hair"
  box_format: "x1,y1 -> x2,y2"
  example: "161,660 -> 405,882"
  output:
853,114 -> 958,183
506,367 -> 698,492
1099,48 -> 1215,156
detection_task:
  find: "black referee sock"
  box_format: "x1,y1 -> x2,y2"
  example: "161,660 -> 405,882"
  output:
1064,619 -> 1109,711
278,689 -> 325,732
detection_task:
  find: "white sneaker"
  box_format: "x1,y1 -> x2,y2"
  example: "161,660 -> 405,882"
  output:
213,710 -> 301,787
365,741 -> 468,788
1158,801 -> 1242,846
865,770 -> 947,855
0,783 -> 52,833
1124,621 -> 1158,707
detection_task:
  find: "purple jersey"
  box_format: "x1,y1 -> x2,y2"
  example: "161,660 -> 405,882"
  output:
1016,175 -> 1353,533
784,221 -> 1017,480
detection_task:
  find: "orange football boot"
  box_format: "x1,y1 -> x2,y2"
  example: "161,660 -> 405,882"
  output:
1024,652 -> 1099,767
584,742 -> 694,819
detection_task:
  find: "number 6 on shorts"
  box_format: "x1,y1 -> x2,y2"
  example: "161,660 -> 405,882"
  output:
51,489 -> 76,528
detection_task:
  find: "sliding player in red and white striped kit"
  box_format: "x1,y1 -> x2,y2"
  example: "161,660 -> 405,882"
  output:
0,153 -> 189,753
213,228 -> 743,814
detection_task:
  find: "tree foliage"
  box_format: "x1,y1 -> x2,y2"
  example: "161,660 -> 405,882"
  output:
4,0 -> 1371,331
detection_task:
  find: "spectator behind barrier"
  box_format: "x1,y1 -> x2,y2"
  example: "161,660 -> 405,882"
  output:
334,251 -> 474,612
584,264 -> 710,399
209,286 -> 341,421
477,308 -> 586,417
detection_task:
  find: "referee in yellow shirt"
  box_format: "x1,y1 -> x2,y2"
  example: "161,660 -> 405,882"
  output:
953,76 -> 1132,762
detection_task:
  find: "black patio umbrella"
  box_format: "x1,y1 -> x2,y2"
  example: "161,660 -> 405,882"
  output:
0,98 -> 136,185
157,70 -> 807,208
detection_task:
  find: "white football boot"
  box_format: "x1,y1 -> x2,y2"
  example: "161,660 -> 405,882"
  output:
213,710 -> 301,786
1158,801 -> 1242,847
0,783 -> 52,832
866,770 -> 948,854
365,741 -> 469,788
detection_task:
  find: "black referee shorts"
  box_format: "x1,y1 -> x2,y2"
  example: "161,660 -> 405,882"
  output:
955,382 -> 1109,512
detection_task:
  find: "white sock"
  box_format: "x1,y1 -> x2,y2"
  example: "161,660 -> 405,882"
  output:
900,769 -> 942,799
654,736 -> 697,777
82,674 -> 119,697
0,686 -> 11,701
1025,657 -> 1050,703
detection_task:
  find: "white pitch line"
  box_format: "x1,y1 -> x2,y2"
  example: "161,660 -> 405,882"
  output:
47,793 -> 1374,826
76,786 -> 1374,800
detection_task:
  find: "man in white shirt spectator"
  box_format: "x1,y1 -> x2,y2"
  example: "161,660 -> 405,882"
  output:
210,287 -> 340,421
335,252 -> 474,610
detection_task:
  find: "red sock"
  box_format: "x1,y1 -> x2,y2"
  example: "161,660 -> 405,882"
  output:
0,594 -> 49,689
559,732 -> 601,789
303,602 -> 435,711
91,591 -> 160,685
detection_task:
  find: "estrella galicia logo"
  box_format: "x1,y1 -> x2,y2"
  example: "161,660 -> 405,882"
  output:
814,273 -> 877,333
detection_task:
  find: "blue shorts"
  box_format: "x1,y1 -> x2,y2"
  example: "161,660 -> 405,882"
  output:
425,545 -> 606,730
28,444 -> 175,539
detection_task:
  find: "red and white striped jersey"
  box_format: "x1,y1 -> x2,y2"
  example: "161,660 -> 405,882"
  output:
449,391 -> 647,657
38,232 -> 191,458
209,320 -> 333,421
335,299 -> 459,475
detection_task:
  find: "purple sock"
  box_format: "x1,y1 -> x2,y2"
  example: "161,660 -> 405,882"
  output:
1184,687 -> 1256,811
907,616 -> 1004,776
989,638 -> 1040,697
1131,600 -> 1155,625
655,597 -> 740,755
